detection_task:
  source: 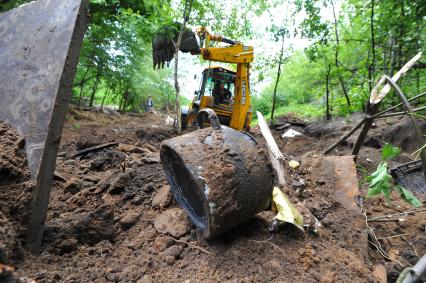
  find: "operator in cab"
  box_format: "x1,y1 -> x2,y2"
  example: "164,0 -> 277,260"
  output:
213,81 -> 232,105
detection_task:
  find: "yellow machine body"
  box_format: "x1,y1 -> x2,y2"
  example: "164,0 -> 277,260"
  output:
184,27 -> 254,131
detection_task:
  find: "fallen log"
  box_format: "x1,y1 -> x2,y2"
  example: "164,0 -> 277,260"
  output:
72,142 -> 119,158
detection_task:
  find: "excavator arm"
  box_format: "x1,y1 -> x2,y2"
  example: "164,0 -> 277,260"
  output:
152,26 -> 254,131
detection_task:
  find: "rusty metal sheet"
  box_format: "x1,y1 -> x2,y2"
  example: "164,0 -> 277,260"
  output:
323,156 -> 361,211
0,0 -> 88,254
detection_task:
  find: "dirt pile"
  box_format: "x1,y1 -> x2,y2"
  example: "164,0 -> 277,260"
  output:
0,122 -> 34,265
274,113 -> 426,282
1,109 -> 424,282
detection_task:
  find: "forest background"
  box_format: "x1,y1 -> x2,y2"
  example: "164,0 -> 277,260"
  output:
1,0 -> 425,122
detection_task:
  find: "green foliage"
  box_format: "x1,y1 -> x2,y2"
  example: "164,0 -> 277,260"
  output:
257,0 -> 425,119
0,0 -> 31,12
366,144 -> 422,207
381,143 -> 401,162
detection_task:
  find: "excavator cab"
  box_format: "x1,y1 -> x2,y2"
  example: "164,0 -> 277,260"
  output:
183,66 -> 248,129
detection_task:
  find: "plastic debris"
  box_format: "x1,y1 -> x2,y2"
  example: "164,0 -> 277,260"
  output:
289,160 -> 300,169
282,129 -> 303,138
271,187 -> 304,231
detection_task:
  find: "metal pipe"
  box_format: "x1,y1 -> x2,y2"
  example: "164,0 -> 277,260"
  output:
160,126 -> 274,239
401,253 -> 426,283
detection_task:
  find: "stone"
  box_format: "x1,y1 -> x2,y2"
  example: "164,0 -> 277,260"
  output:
165,255 -> 175,265
108,170 -> 133,194
142,154 -> 161,164
117,144 -> 147,154
57,238 -> 78,254
154,208 -> 190,237
372,264 -> 387,283
44,204 -> 116,246
119,210 -> 140,230
150,236 -> 173,254
137,275 -> 153,283
152,185 -> 172,208
63,178 -> 81,195
162,245 -> 184,259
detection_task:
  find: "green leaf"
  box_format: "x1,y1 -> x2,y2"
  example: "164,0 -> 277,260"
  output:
367,162 -> 392,199
381,143 -> 401,161
397,186 -> 423,208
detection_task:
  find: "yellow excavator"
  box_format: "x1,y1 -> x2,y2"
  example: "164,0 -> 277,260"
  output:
153,26 -> 254,131
153,27 -> 272,240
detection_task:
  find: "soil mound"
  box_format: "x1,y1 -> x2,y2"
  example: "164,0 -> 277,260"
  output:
0,122 -> 34,265
1,110 -> 423,282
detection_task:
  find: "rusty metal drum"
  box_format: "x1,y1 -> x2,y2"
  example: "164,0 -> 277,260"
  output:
160,126 -> 274,239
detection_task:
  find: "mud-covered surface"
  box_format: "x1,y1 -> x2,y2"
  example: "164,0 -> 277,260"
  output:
161,127 -> 274,239
0,122 -> 34,265
1,109 -> 425,282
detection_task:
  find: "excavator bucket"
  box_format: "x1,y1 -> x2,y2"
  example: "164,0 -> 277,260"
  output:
160,126 -> 274,239
152,27 -> 200,69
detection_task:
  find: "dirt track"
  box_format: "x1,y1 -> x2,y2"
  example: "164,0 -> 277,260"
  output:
1,108 -> 425,282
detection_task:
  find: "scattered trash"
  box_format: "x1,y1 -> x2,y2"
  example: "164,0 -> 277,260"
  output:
165,115 -> 174,126
390,160 -> 426,195
289,160 -> 300,169
282,129 -> 303,138
270,187 -> 304,232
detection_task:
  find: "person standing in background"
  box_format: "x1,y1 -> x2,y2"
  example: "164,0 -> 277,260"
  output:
146,95 -> 154,112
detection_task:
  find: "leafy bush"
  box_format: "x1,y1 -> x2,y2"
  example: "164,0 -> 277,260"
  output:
366,144 -> 422,207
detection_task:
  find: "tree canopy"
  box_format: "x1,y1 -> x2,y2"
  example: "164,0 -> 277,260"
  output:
1,0 -> 425,117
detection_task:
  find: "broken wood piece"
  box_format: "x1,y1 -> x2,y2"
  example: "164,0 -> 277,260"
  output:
352,52 -> 422,156
370,52 -> 422,104
257,111 -> 286,186
257,111 -> 284,161
367,208 -> 426,222
72,142 -> 119,157
324,91 -> 426,154
324,117 -> 366,154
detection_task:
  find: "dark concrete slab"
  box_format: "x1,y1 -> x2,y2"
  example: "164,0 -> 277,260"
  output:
0,0 -> 88,253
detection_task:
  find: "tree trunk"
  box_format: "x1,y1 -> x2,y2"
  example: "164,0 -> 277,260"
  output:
271,1 -> 289,120
77,66 -> 90,108
331,0 -> 339,67
331,0 -> 350,109
271,35 -> 285,120
325,65 -> 331,120
389,36 -> 397,77
88,71 -> 101,108
174,0 -> 193,135
122,88 -> 129,112
368,0 -> 376,92
118,93 -> 123,111
101,88 -> 109,110
338,76 -> 351,107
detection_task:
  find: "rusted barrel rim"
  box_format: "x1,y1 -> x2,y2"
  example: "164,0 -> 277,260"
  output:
161,143 -> 208,229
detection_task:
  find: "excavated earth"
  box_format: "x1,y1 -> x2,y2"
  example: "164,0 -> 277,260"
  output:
0,108 -> 425,282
